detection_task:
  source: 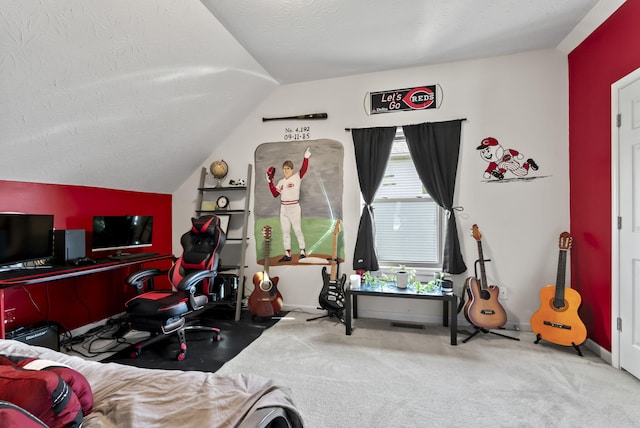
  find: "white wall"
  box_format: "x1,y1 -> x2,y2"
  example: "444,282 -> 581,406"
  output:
174,48 -> 569,330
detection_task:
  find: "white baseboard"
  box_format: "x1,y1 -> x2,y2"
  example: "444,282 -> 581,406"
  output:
584,338 -> 612,364
282,304 -> 324,314
350,308 -> 444,325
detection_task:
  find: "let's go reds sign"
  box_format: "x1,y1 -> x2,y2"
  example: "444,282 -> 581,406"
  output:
368,84 -> 442,114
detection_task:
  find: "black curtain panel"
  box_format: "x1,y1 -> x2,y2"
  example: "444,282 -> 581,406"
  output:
351,126 -> 396,271
402,119 -> 467,274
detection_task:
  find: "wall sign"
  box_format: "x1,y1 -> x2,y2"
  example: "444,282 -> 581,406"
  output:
366,84 -> 442,115
283,126 -> 311,141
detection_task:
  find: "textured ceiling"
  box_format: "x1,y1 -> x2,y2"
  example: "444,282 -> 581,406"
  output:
0,1 -> 617,193
201,0 -> 601,84
1,1 -> 277,193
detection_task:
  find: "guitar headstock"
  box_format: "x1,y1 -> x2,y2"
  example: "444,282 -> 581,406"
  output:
471,224 -> 482,241
262,225 -> 272,240
333,219 -> 342,236
558,231 -> 573,250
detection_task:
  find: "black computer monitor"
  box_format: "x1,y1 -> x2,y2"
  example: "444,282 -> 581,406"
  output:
0,213 -> 55,267
91,215 -> 153,254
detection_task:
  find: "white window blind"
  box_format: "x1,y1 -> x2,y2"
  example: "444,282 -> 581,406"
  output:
372,129 -> 443,268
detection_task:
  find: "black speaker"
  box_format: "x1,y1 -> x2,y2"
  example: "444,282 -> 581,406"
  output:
6,323 -> 60,351
54,229 -> 86,263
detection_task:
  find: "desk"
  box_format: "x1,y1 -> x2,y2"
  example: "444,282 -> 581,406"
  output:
0,254 -> 173,338
345,282 -> 458,345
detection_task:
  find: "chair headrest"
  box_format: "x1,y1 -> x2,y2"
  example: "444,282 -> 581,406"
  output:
191,215 -> 220,236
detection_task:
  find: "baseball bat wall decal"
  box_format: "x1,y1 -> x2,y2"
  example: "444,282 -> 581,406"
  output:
262,113 -> 328,122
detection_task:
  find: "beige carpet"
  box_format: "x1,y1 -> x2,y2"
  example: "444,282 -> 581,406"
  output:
217,311 -> 640,428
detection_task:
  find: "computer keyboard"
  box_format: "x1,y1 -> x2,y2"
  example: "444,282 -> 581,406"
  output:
107,252 -> 159,261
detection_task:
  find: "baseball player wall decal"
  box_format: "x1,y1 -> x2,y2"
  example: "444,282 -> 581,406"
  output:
266,147 -> 311,262
477,137 -> 539,181
254,139 -> 344,267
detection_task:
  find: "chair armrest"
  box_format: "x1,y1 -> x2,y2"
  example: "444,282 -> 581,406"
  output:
175,269 -> 217,293
176,270 -> 218,310
126,268 -> 163,294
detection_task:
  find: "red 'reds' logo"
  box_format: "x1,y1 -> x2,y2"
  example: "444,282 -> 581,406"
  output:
403,87 -> 435,109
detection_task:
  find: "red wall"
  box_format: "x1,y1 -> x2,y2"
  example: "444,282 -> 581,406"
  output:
568,0 -> 640,351
0,180 -> 172,333
0,180 -> 172,252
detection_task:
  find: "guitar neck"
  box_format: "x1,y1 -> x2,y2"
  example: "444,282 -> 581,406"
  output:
554,249 -> 567,301
477,240 -> 488,290
329,220 -> 340,281
329,243 -> 338,281
263,239 -> 270,276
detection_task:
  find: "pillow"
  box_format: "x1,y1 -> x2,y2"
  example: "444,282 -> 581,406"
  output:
0,400 -> 48,428
0,364 -> 83,428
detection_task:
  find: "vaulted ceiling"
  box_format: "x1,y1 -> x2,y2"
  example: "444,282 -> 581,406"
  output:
201,0 -> 600,84
1,1 -> 613,193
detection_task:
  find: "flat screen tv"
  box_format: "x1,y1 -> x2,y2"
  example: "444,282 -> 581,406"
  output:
91,215 -> 153,254
0,213 -> 55,267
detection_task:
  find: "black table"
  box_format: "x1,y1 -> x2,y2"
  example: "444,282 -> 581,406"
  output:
344,282 -> 458,345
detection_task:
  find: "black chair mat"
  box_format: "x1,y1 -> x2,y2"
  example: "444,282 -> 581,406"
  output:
104,308 -> 281,372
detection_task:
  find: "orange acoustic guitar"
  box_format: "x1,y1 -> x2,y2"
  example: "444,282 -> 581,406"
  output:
248,225 -> 283,317
464,224 -> 507,330
530,232 -> 587,349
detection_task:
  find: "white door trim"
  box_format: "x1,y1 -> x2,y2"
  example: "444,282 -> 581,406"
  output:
610,66 -> 640,369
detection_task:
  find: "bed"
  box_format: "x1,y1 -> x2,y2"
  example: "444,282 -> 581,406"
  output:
0,339 -> 303,427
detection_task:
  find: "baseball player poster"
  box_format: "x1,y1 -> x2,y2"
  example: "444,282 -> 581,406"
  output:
254,139 -> 344,267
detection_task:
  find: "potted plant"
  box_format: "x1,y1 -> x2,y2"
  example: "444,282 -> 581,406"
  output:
390,265 -> 417,289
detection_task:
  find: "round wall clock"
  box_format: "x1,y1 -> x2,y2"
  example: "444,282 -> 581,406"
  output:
216,195 -> 229,210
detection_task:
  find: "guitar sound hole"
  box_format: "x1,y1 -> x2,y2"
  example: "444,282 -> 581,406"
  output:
552,300 -> 566,310
480,290 -> 491,300
260,280 -> 273,292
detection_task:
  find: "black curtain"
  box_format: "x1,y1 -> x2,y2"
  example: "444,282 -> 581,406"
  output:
402,119 -> 467,274
351,126 -> 396,271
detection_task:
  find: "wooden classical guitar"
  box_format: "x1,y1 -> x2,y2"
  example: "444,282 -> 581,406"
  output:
530,232 -> 587,347
318,220 -> 347,314
248,225 -> 283,317
464,224 -> 507,329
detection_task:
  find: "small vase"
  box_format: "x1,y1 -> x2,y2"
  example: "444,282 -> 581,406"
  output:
396,271 -> 408,289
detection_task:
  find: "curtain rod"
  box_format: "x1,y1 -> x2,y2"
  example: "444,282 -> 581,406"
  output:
344,118 -> 467,132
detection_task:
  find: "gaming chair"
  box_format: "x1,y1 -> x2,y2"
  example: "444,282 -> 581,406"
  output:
124,215 -> 226,361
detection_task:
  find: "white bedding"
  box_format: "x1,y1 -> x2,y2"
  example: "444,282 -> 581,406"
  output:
0,339 -> 303,428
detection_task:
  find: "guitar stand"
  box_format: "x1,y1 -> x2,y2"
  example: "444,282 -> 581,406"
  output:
307,257 -> 345,325
534,333 -> 583,357
462,258 -> 520,343
306,309 -> 345,324
462,326 -> 520,343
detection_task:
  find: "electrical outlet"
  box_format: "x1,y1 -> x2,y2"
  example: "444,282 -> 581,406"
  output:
499,287 -> 508,300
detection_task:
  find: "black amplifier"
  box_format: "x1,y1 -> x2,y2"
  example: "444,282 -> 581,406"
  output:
6,323 -> 60,351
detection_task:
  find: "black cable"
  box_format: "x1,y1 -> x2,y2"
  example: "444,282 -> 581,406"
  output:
62,322 -> 135,358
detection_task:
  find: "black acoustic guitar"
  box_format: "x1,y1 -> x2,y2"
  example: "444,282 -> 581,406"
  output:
318,220 -> 347,314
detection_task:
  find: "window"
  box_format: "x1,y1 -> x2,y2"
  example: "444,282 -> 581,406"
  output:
372,129 -> 443,269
